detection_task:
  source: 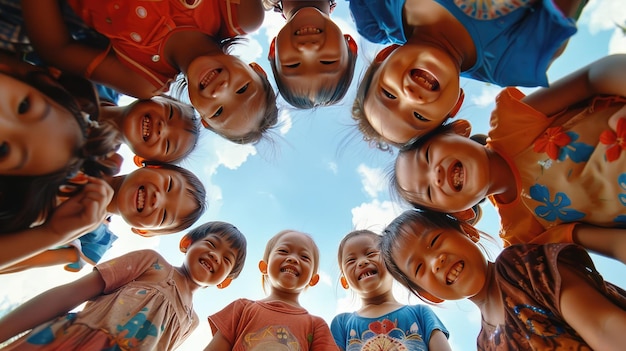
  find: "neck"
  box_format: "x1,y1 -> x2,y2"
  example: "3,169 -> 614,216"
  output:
360,289 -> 397,307
164,31 -> 223,73
486,148 -> 517,204
281,0 -> 330,19
357,290 -> 402,316
262,288 -> 303,308
99,105 -> 126,130
469,262 -> 503,326
175,265 -> 202,294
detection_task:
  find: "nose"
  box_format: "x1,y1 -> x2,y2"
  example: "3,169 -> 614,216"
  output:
296,40 -> 321,52
210,79 -> 228,97
430,164 -> 444,188
209,251 -> 221,264
357,257 -> 369,267
285,255 -> 297,264
157,120 -> 165,137
431,253 -> 446,273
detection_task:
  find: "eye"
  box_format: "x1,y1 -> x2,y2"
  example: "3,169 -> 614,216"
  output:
168,105 -> 173,120
207,240 -> 216,248
382,88 -> 396,100
0,142 -> 9,159
320,60 -> 336,65
415,263 -> 423,276
413,111 -> 430,122
167,176 -> 172,192
430,233 -> 441,248
161,210 -> 167,226
212,106 -> 223,118
236,83 -> 249,95
367,251 -> 378,257
165,140 -> 170,154
301,255 -> 310,261
18,97 -> 30,114
285,63 -> 300,68
277,249 -> 288,253
345,258 -> 355,265
424,145 -> 430,164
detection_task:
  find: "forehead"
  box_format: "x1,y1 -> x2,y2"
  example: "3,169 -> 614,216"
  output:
275,231 -> 313,249
343,234 -> 378,253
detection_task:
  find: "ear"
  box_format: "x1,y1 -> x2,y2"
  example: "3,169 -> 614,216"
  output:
268,37 -> 276,61
449,119 -> 472,138
447,88 -> 464,118
217,277 -> 232,289
375,44 -> 400,63
179,235 -> 192,253
344,34 -> 358,55
249,62 -> 267,79
258,260 -> 268,274
309,273 -> 320,287
340,276 -> 349,289
133,155 -> 146,168
420,291 -> 444,304
131,228 -> 154,236
200,119 -> 211,130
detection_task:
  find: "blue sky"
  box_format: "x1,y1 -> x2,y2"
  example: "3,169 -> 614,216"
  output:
2,1 -> 626,350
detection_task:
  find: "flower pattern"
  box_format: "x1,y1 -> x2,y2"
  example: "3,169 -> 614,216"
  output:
600,117 -> 626,162
533,128 -> 593,162
530,184 -> 585,222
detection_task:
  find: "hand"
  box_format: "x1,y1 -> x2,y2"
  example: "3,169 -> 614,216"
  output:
45,176 -> 114,244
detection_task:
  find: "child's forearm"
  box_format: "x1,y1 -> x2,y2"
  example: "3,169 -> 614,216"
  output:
572,224 -> 626,265
0,270 -> 105,343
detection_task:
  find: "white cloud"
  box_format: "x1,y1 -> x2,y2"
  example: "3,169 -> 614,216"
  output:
318,270 -> 333,287
328,161 -> 338,174
214,140 -> 257,170
585,0 -> 626,34
608,30 -> 626,54
356,164 -> 386,198
351,199 -> 404,233
232,37 -> 264,63
278,108 -> 293,135
470,85 -> 501,108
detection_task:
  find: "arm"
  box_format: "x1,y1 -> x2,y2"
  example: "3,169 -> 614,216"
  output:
523,54 -> 626,116
236,0 -> 265,33
0,176 -> 113,270
203,331 -> 233,351
572,224 -> 626,265
558,261 -> 626,351
21,0 -> 158,98
429,329 -> 452,351
0,269 -> 106,343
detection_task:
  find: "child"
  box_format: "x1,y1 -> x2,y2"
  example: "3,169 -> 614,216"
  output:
20,0 -> 279,144
264,0 -> 358,109
349,0 -> 587,146
0,221 -> 248,350
99,96 -> 200,164
379,209 -> 626,350
204,229 -> 338,350
0,161 -> 208,273
330,229 -> 451,351
392,54 -> 626,264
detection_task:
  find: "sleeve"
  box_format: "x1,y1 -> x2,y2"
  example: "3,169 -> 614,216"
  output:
347,0 -> 407,44
207,299 -> 248,344
411,305 -> 449,345
218,0 -> 245,37
95,249 -> 165,294
310,315 -> 341,351
330,313 -> 348,350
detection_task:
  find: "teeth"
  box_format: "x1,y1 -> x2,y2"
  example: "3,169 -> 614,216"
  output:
142,115 -> 151,141
410,69 -> 440,91
358,270 -> 377,280
446,262 -> 464,285
452,162 -> 463,190
281,267 -> 299,276
295,27 -> 322,35
200,69 -> 222,90
137,186 -> 145,212
200,259 -> 214,273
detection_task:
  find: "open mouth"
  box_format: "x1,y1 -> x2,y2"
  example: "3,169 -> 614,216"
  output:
294,27 -> 322,35
446,261 -> 464,285
136,186 -> 146,212
358,269 -> 378,280
280,266 -> 299,276
410,69 -> 440,91
199,68 -> 222,90
142,115 -> 152,141
447,161 -> 464,192
200,258 -> 214,273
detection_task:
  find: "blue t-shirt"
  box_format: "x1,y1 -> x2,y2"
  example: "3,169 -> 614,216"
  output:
347,0 -> 577,87
331,305 -> 449,350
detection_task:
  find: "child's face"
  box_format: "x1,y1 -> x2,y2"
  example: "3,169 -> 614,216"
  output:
186,55 -> 266,138
392,223 -> 487,301
396,132 -> 490,213
116,167 -> 197,232
273,8 -> 349,100
0,73 -> 84,176
340,235 -> 393,297
364,44 -> 461,145
122,98 -> 196,163
184,233 -> 239,287
266,231 -> 316,293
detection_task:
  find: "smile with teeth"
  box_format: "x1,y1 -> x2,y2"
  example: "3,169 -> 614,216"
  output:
142,115 -> 152,141
294,27 -> 322,35
200,259 -> 214,273
448,161 -> 464,192
410,69 -> 440,91
199,68 -> 222,90
358,269 -> 377,280
281,266 -> 299,276
446,261 -> 464,285
136,186 -> 146,212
